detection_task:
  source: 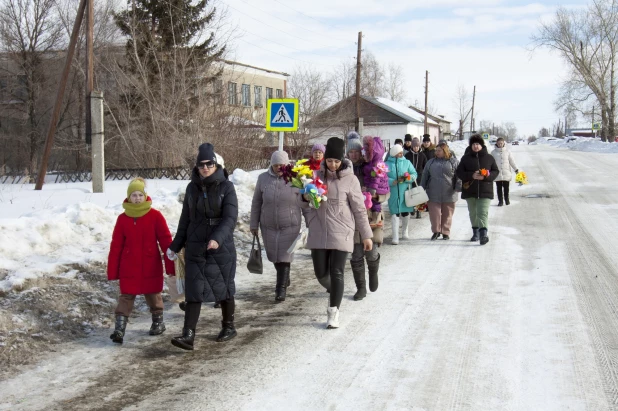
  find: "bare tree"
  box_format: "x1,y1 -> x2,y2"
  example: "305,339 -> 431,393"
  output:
360,51 -> 384,98
532,0 -> 618,141
0,0 -> 65,176
453,83 -> 472,139
384,63 -> 406,102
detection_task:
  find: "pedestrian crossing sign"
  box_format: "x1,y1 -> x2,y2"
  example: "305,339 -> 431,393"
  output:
482,133 -> 490,140
266,99 -> 299,132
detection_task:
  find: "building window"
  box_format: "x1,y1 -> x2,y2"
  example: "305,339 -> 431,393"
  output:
266,87 -> 273,102
228,82 -> 237,105
276,89 -> 283,98
254,86 -> 263,107
241,84 -> 251,107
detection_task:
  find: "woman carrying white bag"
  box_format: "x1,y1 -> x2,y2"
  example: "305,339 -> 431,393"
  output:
420,142 -> 460,241
385,145 -> 418,245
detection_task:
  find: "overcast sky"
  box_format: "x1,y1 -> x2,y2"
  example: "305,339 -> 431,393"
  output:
221,0 -> 584,137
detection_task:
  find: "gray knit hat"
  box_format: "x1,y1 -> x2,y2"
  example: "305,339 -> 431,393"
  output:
411,137 -> 420,148
270,150 -> 289,166
346,131 -> 363,154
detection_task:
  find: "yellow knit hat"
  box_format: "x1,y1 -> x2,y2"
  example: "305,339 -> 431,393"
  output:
126,178 -> 147,200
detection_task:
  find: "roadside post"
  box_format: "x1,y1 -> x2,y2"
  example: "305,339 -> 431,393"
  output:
266,99 -> 299,151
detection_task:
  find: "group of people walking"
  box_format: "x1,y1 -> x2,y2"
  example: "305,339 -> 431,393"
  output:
105,132 -> 519,350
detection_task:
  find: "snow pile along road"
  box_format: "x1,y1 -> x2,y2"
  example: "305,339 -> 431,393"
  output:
536,136 -> 618,153
0,169 -> 263,292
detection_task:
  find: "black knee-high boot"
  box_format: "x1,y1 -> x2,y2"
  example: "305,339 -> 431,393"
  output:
274,262 -> 290,302
217,298 -> 237,342
171,302 -> 201,350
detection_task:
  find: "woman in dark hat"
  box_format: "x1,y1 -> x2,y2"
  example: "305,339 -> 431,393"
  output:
403,134 -> 413,155
304,137 -> 373,329
167,143 -> 239,350
456,135 -> 500,245
421,134 -> 436,160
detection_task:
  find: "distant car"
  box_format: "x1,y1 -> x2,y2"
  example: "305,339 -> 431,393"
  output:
512,141 -> 519,146
566,136 -> 577,142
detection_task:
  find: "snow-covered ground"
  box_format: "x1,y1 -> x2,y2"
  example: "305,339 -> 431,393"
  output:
2,144 -> 618,410
535,136 -> 618,153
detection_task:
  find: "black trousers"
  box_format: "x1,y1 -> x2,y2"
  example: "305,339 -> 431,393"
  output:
184,297 -> 235,330
496,181 -> 510,202
311,249 -> 348,309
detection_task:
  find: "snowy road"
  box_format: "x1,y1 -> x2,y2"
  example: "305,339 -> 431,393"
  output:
2,145 -> 618,410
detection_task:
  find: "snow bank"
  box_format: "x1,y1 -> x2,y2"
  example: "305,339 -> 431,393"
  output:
536,137 -> 618,153
0,169 -> 262,292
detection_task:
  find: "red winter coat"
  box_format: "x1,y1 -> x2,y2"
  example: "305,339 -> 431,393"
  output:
107,206 -> 175,295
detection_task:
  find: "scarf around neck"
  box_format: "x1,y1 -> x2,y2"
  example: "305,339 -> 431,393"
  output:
122,198 -> 152,218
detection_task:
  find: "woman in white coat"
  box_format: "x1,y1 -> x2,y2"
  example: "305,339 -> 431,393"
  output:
491,137 -> 519,206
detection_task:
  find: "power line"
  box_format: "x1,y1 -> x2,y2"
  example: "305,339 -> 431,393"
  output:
226,3 -> 342,51
270,0 -> 352,43
240,28 -> 341,59
237,0 -> 352,47
237,37 -> 338,68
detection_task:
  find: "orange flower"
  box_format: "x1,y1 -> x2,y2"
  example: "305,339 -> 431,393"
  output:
480,168 -> 489,177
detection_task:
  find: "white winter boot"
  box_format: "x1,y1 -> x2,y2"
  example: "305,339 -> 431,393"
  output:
391,214 -> 400,245
401,215 -> 410,240
326,306 -> 340,329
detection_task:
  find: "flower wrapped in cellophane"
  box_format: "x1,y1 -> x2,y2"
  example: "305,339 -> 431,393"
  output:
515,170 -> 528,185
281,159 -> 328,208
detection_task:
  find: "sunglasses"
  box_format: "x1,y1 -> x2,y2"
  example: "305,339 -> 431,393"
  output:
198,161 -> 216,169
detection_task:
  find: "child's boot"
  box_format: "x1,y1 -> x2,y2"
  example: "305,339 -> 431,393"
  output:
149,313 -> 166,335
110,315 -> 128,344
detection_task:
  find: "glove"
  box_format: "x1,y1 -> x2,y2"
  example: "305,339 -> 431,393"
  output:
166,248 -> 178,261
515,169 -> 519,173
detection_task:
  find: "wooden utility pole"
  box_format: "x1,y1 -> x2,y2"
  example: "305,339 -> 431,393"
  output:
424,70 -> 429,135
470,85 -> 476,132
355,31 -> 362,132
35,0 -> 88,190
459,119 -> 464,140
85,0 -> 94,145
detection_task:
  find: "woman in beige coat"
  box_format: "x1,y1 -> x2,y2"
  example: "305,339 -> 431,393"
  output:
304,137 -> 373,329
250,150 -> 306,302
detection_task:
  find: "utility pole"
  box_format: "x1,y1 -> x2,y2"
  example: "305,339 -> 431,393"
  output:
424,70 -> 429,135
355,31 -> 362,133
35,0 -> 88,190
459,119 -> 464,140
470,85 -> 476,132
85,0 -> 94,145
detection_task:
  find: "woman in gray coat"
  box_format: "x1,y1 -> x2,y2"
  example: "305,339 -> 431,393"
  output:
304,138 -> 373,329
250,150 -> 306,302
420,142 -> 460,240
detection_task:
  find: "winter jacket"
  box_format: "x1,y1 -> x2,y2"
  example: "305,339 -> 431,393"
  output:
422,144 -> 436,160
250,168 -> 306,263
305,159 -> 373,253
170,166 -> 238,303
386,155 -> 418,215
405,150 -> 427,184
421,157 -> 459,204
307,157 -> 322,171
350,158 -> 388,245
491,146 -> 518,181
107,205 -> 175,295
456,146 -> 500,200
362,137 -> 390,195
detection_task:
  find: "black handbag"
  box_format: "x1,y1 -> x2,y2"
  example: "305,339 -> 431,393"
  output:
247,234 -> 263,274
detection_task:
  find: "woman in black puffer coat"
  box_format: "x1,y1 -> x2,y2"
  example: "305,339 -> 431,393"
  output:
456,135 -> 499,245
168,143 -> 238,350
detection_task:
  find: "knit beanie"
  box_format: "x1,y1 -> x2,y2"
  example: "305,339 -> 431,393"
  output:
346,131 -> 363,153
411,137 -> 420,148
439,139 -> 448,145
394,138 -> 404,146
324,137 -> 345,160
196,143 -> 217,165
469,134 -> 485,147
270,150 -> 289,165
127,177 -> 147,200
389,144 -> 403,157
422,134 -> 431,143
311,143 -> 326,154
404,134 -> 412,142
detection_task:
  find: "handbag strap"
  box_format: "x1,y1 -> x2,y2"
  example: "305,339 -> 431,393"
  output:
252,234 -> 262,253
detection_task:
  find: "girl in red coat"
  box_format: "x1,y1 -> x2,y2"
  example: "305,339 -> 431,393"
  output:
107,178 -> 175,344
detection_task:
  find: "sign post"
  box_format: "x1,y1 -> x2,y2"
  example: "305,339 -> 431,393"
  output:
266,98 -> 299,151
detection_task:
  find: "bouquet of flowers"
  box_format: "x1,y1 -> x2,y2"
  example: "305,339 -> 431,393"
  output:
515,170 -> 528,185
479,168 -> 490,177
281,159 -> 328,209
371,161 -> 389,178
403,172 -> 412,181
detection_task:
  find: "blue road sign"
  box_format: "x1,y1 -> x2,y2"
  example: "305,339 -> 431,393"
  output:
266,99 -> 299,132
